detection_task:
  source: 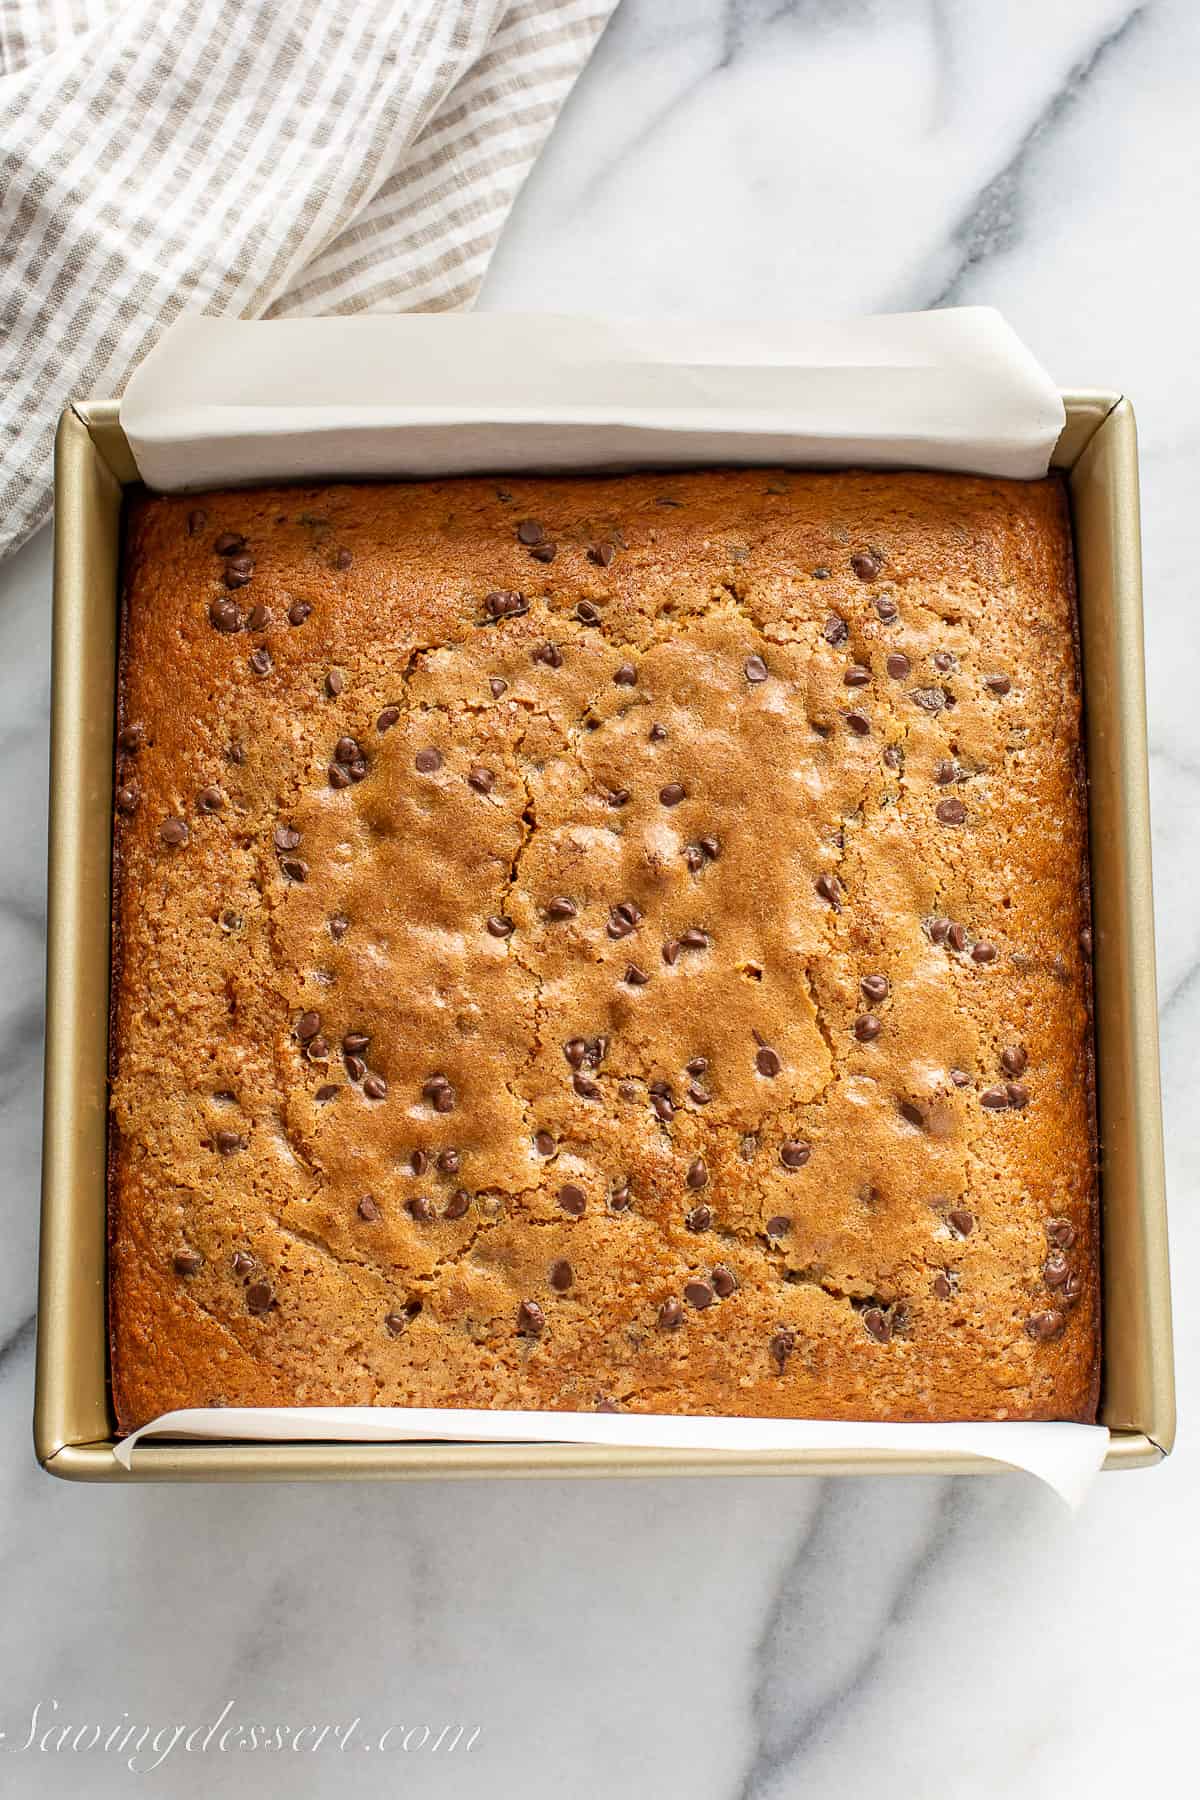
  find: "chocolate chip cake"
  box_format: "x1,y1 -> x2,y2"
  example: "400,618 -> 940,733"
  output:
109,469 -> 1099,1432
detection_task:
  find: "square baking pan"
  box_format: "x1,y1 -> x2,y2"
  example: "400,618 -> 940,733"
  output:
35,393 -> 1174,1480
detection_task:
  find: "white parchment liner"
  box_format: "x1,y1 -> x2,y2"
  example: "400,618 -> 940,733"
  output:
116,309 -> 1105,1505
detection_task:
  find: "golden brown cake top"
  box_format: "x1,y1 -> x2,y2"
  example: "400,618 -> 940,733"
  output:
109,469 -> 1097,1430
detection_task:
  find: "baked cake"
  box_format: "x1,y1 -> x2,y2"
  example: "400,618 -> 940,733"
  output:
108,469 -> 1099,1430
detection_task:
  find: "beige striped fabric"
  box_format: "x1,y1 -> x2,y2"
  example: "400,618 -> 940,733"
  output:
0,0 -> 615,559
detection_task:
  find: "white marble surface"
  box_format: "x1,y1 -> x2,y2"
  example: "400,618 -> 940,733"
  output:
2,1 -> 1197,1793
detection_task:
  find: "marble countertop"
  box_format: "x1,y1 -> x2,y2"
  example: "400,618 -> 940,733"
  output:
1,2 -> 1196,1794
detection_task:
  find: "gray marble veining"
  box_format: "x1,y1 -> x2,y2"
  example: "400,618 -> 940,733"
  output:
0,3 -> 1196,1794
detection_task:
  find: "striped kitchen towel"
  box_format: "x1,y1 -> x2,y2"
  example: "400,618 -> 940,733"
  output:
0,0 -> 615,560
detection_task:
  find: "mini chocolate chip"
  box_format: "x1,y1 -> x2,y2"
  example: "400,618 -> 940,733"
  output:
1026,1309 -> 1064,1341
160,817 -> 189,847
1005,1082 -> 1029,1109
823,613 -> 849,646
662,940 -> 679,966
486,915 -> 515,938
246,1281 -> 273,1315
935,760 -> 958,785
362,1074 -> 388,1100
862,1307 -> 892,1343
948,1208 -> 974,1237
574,1073 -> 600,1099
187,509 -> 208,536
563,1039 -> 588,1068
384,1310 -> 408,1337
985,673 -> 1011,695
928,917 -> 951,944
547,896 -> 578,921
814,872 -> 842,910
971,941 -> 998,965
649,723 -> 668,743
213,532 -> 245,555
685,1280 -> 715,1310
844,710 -> 871,736
306,1035 -> 330,1064
685,1204 -> 712,1233
209,598 -> 241,633
588,541 -> 616,567
689,1084 -> 711,1104
296,1011 -> 322,1042
686,1157 -> 708,1190
744,655 -> 769,683
335,735 -> 361,765
874,594 -> 898,622
770,1328 -> 795,1371
755,1045 -> 781,1077
357,1194 -> 380,1222
249,648 -> 272,675
119,724 -> 144,752
517,1299 -> 545,1335
407,1196 -> 435,1222
659,781 -> 687,806
516,518 -> 545,545
624,964 -> 649,986
215,1128 -> 243,1155
1043,1251 -> 1070,1289
780,1141 -> 810,1169
246,603 -> 270,632
885,652 -> 910,680
315,1083 -> 340,1101
485,590 -> 526,620
854,1014 -> 881,1043
116,784 -> 140,814
280,857 -> 308,881
219,909 -> 242,932
575,603 -> 601,629
1001,1045 -> 1028,1076
224,557 -> 255,589
680,928 -> 708,950
766,1216 -> 792,1239
288,599 -> 313,626
467,765 -> 494,794
415,747 -> 442,773
659,1297 -> 684,1330
444,1189 -> 471,1220
610,1180 -> 633,1211
882,745 -> 902,769
686,1056 -> 708,1075
375,706 -> 400,733
899,1100 -> 926,1130
614,663 -> 638,686
196,786 -> 224,814
558,1183 -> 586,1216
844,664 -> 871,688
342,1048 -> 365,1078
423,1075 -> 456,1112
173,1249 -> 203,1275
949,1067 -> 971,1087
329,764 -> 351,790
437,1148 -> 461,1175
326,669 -> 344,696
650,1090 -> 673,1119
947,922 -> 967,952
328,914 -> 349,941
712,1264 -> 738,1298
232,1250 -> 254,1276
936,797 -> 966,825
1046,1217 -> 1076,1250
699,836 -> 720,861
851,551 -> 880,581
980,1085 -> 1010,1109
530,541 -> 558,563
860,973 -> 889,1002
549,1258 -> 574,1292
933,1272 -> 953,1300
532,641 -> 563,669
